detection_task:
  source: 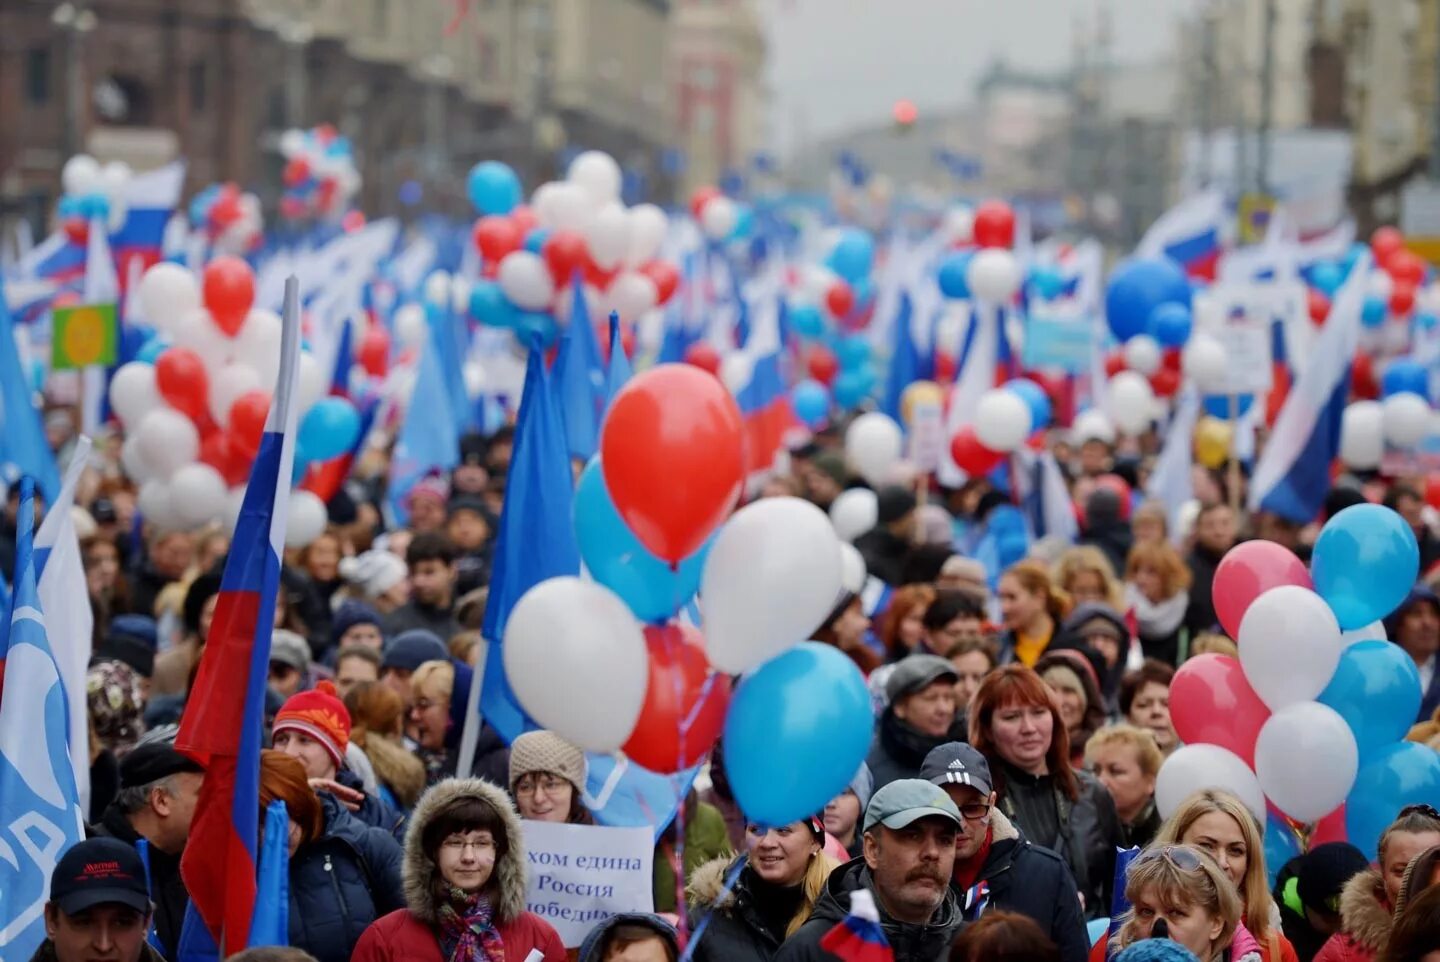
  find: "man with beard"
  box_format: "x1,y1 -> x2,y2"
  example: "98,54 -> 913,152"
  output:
777,780 -> 964,961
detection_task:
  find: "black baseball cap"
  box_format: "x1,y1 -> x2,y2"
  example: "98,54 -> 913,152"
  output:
118,740 -> 204,789
919,742 -> 993,796
50,838 -> 151,915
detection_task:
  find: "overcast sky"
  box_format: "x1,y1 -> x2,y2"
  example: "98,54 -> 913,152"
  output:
759,0 -> 1197,156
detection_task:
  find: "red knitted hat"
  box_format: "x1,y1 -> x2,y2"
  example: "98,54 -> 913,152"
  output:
272,680 -> 351,770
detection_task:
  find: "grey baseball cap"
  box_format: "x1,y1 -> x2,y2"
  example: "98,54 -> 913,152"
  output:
862,778 -> 962,833
884,654 -> 959,703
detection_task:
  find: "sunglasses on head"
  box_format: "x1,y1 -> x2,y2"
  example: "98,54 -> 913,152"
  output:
1399,804 -> 1440,820
1130,845 -> 1206,876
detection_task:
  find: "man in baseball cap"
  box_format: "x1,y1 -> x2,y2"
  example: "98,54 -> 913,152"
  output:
35,837 -> 162,962
867,654 -> 960,790
777,779 -> 963,961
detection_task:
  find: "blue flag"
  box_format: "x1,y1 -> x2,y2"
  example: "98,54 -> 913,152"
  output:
0,477 -> 85,960
249,799 -> 291,946
605,311 -> 632,410
552,275 -> 605,461
585,753 -> 702,843
881,292 -> 919,422
388,337 -> 460,525
0,276 -> 60,503
481,341 -> 582,743
656,303 -> 692,365
430,300 -> 476,434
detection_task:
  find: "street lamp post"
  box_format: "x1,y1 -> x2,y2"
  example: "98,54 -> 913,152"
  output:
52,1 -> 98,159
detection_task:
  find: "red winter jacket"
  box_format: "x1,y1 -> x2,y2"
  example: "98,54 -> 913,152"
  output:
351,906 -> 565,962
1314,868 -> 1390,962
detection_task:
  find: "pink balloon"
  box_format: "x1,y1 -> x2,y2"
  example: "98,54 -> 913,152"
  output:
1214,541 -> 1312,639
1170,654 -> 1270,768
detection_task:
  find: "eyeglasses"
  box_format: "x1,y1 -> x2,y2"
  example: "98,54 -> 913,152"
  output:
958,803 -> 991,821
1130,845 -> 1206,876
412,698 -> 440,712
441,835 -> 495,854
514,774 -> 570,797
1399,804 -> 1440,820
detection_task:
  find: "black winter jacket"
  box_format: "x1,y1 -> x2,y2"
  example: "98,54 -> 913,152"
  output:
687,856 -> 816,962
867,710 -> 970,791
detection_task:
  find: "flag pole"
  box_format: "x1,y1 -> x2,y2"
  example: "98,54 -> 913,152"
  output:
455,639 -> 486,780
1227,390 -> 1242,513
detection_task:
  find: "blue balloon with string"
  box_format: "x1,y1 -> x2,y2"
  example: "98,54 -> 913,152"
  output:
1030,265 -> 1065,301
467,160 -> 522,215
1382,359 -> 1429,400
836,336 -> 871,370
524,228 -> 550,254
514,311 -> 558,348
827,228 -> 875,284
1346,742 -> 1440,858
1362,296 -> 1387,329
298,397 -> 361,462
833,364 -> 877,408
1148,301 -> 1193,348
791,379 -> 830,427
789,302 -> 825,340
937,251 -> 973,299
470,280 -> 517,329
136,337 -> 169,365
1005,378 -> 1051,430
1263,811 -> 1302,889
1310,261 -> 1345,296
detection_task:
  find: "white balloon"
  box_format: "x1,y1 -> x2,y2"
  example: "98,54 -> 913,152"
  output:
296,351 -> 326,415
1124,334 -> 1163,376
545,182 -> 595,234
845,412 -> 905,485
137,263 -> 200,333
99,161 -> 131,199
120,436 -> 155,484
1071,409 -> 1116,446
587,203 -> 630,271
222,485 -> 248,534
1156,744 -> 1266,823
61,154 -> 100,196
1105,371 -> 1156,435
1255,701 -> 1358,823
720,352 -> 754,395
1340,400 -> 1385,470
531,181 -> 563,226
464,361 -> 485,399
1367,269 -> 1393,301
497,252 -> 556,311
279,128 -> 306,157
108,362 -> 162,428
943,206 -> 975,245
975,388 -> 1033,453
1239,585 -> 1343,710
701,497 -> 844,674
701,197 -> 739,241
137,479 -> 177,532
608,272 -> 659,321
1342,619 -> 1387,646
171,309 -> 231,372
394,304 -> 429,348
503,577 -> 647,751
1182,334 -> 1229,392
829,488 -> 878,543
1384,392 -> 1431,448
450,277 -> 473,316
567,150 -> 623,207
134,408 -> 200,480
965,249 -> 1022,303
424,270 -> 452,307
839,543 -> 867,595
802,265 -> 841,301
285,490 -> 328,548
170,464 -> 227,530
234,309 -> 283,387
208,364 -> 263,426
626,204 -> 669,266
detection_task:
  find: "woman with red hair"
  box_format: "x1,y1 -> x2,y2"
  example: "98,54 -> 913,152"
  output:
970,665 -> 1122,918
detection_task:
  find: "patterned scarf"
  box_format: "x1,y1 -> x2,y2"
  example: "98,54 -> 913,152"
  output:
436,885 -> 506,962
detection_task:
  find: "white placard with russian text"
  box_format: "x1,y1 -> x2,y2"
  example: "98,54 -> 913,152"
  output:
522,821 -> 655,948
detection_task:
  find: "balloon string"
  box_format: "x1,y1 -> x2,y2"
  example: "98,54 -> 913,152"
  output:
677,854 -> 747,962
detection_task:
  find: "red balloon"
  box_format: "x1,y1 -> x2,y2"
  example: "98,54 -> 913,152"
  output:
1161,348 -> 1183,373
934,351 -> 957,385
1311,804 -> 1348,846
1149,368 -> 1180,398
228,390 -> 271,460
689,186 -> 722,220
1388,249 -> 1427,286
583,253 -> 618,291
1104,350 -> 1126,378
621,624 -> 732,774
1352,351 -> 1379,400
825,281 -> 855,319
1426,475 -> 1440,511
641,261 -> 680,305
282,157 -> 310,188
950,426 -> 1005,476
341,210 -> 366,233
199,430 -> 251,486
807,345 -> 840,386
202,256 -> 255,336
358,327 -> 390,377
683,343 -> 721,375
1372,226 -> 1405,262
155,347 -> 210,424
473,215 -> 522,263
599,365 -> 745,563
973,200 -> 1016,249
510,205 -> 538,236
1307,289 -> 1331,325
542,230 -> 588,285
1170,654 -> 1270,768
1213,540 -> 1312,639
1391,281 -> 1417,316
279,196 -> 307,220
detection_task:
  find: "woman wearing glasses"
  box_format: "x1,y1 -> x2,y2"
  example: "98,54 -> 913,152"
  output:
1106,844 -> 1262,962
1315,804 -> 1440,962
508,730 -> 593,824
353,776 -> 567,961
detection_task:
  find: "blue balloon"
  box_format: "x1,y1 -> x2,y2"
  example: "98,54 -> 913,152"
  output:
1310,261 -> 1345,297
1319,640 -> 1423,761
1005,378 -> 1051,430
1104,257 -> 1191,343
466,161 -> 522,216
789,302 -> 825,340
730,204 -> 754,241
1148,301 -> 1193,348
1342,243 -> 1367,275
723,642 -> 873,826
469,280 -> 518,329
833,364 -> 877,409
513,311 -> 559,348
827,229 -> 875,284
790,379 -> 830,427
574,459 -> 709,623
937,251 -> 974,299
1419,313 -> 1439,332
1346,742 -> 1440,858
852,276 -> 875,308
1313,503 -> 1420,630
1382,359 -> 1430,401
836,336 -> 871,371
298,397 -> 361,462
1362,296 -> 1387,329
1029,265 -> 1065,301
136,337 -> 169,365
1263,811 -> 1302,889
523,228 -> 551,254
1202,394 -> 1253,419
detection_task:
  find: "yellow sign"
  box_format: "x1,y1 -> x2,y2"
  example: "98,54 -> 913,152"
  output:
51,303 -> 118,370
1237,193 -> 1277,246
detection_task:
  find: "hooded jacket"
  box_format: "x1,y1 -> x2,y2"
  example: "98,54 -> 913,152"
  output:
686,854 -> 831,962
578,912 -> 680,962
1034,649 -> 1107,765
1055,603 -> 1129,712
867,710 -> 970,791
1314,868 -> 1389,962
775,857 -> 963,962
91,805 -> 189,959
351,777 -> 566,962
959,808 -> 1088,962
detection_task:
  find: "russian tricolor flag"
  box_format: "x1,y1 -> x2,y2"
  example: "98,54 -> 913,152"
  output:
819,889 -> 895,962
1136,190 -> 1227,281
175,275 -> 302,956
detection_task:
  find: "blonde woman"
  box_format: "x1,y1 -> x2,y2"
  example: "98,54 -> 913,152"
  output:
687,817 -> 840,962
1052,546 -> 1125,612
1102,844 -> 1260,961
1084,724 -> 1164,849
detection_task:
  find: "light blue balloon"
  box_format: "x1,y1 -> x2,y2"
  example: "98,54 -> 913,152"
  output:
723,642 -> 874,827
1311,261 -> 1344,296
1004,378 -> 1051,430
790,379 -> 830,427
826,228 -> 875,284
1263,811 -> 1302,889
836,336 -> 871,371
469,280 -> 518,329
937,251 -> 973,299
136,337 -> 169,365
1312,503 -> 1420,630
523,228 -> 551,254
1029,265 -> 1065,301
1148,301 -> 1193,347
298,397 -> 361,462
466,161 -> 523,216
1362,295 -> 1387,329
1346,742 -> 1440,858
833,364 -> 877,409
1318,640 -> 1423,761
789,302 -> 825,340
574,458 -> 710,623
514,311 -> 559,348
730,204 -> 754,241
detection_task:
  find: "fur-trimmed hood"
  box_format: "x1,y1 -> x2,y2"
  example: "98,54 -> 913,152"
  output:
688,854 -> 743,910
1337,867 -> 1391,952
360,732 -> 428,810
402,777 -> 528,926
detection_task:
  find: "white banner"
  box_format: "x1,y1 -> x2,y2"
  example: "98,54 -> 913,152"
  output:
522,821 -> 655,948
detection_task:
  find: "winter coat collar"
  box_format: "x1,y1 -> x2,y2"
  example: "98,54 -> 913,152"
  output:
1336,867 -> 1391,952
402,777 -> 528,926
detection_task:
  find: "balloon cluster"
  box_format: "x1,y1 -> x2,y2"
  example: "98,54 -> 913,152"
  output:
1098,257 -> 1205,434
109,260 -> 358,546
935,200 -> 1023,304
784,227 -> 880,411
1163,504 -> 1433,857
278,124 -> 361,221
57,154 -> 132,245
188,182 -> 263,255
1358,226 -> 1432,329
948,378 -> 1052,476
464,152 -> 681,346
504,364 -> 873,826
688,184 -> 752,244
1340,358 -> 1436,470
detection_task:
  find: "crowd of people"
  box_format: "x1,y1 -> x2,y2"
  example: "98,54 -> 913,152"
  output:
21,369 -> 1440,962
